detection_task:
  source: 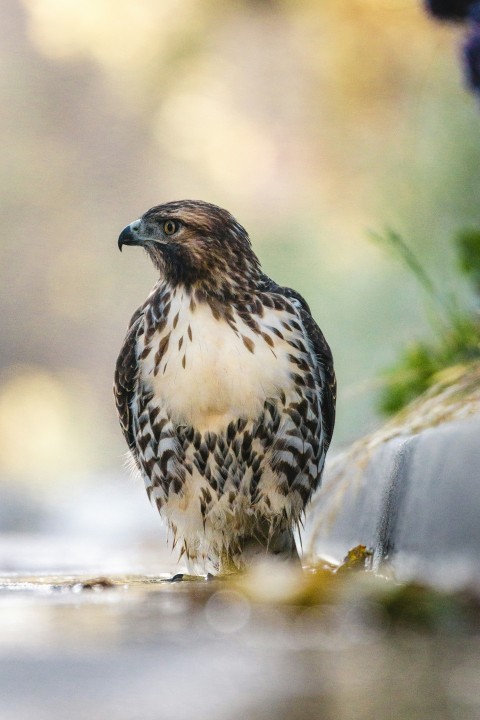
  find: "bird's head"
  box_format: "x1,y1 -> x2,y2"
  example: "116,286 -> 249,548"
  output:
118,200 -> 262,296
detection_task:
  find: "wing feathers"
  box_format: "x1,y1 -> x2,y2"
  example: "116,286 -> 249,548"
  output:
114,307 -> 143,453
260,277 -> 336,449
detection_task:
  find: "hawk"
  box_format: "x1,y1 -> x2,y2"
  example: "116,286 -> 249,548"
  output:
115,200 -> 335,573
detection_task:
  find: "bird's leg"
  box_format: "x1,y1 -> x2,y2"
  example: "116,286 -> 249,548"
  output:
248,516 -> 300,560
214,521 -> 301,576
216,551 -> 244,578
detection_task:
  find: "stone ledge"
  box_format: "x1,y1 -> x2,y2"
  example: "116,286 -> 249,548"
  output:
306,364 -> 480,589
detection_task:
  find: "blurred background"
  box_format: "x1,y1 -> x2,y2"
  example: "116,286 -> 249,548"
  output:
1,0 -> 479,570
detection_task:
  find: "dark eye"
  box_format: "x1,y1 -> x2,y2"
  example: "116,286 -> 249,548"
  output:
163,220 -> 179,236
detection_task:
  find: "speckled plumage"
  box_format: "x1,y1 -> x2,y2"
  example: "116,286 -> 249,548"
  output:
114,200 -> 336,572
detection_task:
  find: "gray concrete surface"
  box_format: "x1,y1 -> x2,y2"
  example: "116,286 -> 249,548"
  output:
307,412 -> 480,589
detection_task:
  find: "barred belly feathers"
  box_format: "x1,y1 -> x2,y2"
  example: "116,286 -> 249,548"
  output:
114,200 -> 336,573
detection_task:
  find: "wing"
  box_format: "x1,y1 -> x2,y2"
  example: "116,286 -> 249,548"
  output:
114,307 -> 144,455
260,276 -> 336,449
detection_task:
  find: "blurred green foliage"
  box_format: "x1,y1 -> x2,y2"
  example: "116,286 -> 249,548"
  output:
457,228 -> 480,293
373,228 -> 480,416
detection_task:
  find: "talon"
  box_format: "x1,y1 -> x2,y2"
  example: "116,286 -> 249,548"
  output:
169,573 -> 209,582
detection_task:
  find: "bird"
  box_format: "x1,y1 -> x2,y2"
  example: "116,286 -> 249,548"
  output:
114,200 -> 336,574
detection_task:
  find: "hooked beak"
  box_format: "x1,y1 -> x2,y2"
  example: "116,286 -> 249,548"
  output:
118,219 -> 142,252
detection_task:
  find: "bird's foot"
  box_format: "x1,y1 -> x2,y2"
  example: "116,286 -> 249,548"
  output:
168,573 -> 209,583
206,571 -> 241,581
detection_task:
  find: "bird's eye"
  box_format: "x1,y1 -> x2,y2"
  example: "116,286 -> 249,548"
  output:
163,220 -> 179,236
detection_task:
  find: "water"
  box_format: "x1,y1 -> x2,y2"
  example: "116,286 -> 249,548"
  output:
1,546 -> 479,720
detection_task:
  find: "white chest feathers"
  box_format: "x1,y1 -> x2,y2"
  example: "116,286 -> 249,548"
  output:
138,292 -> 295,433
